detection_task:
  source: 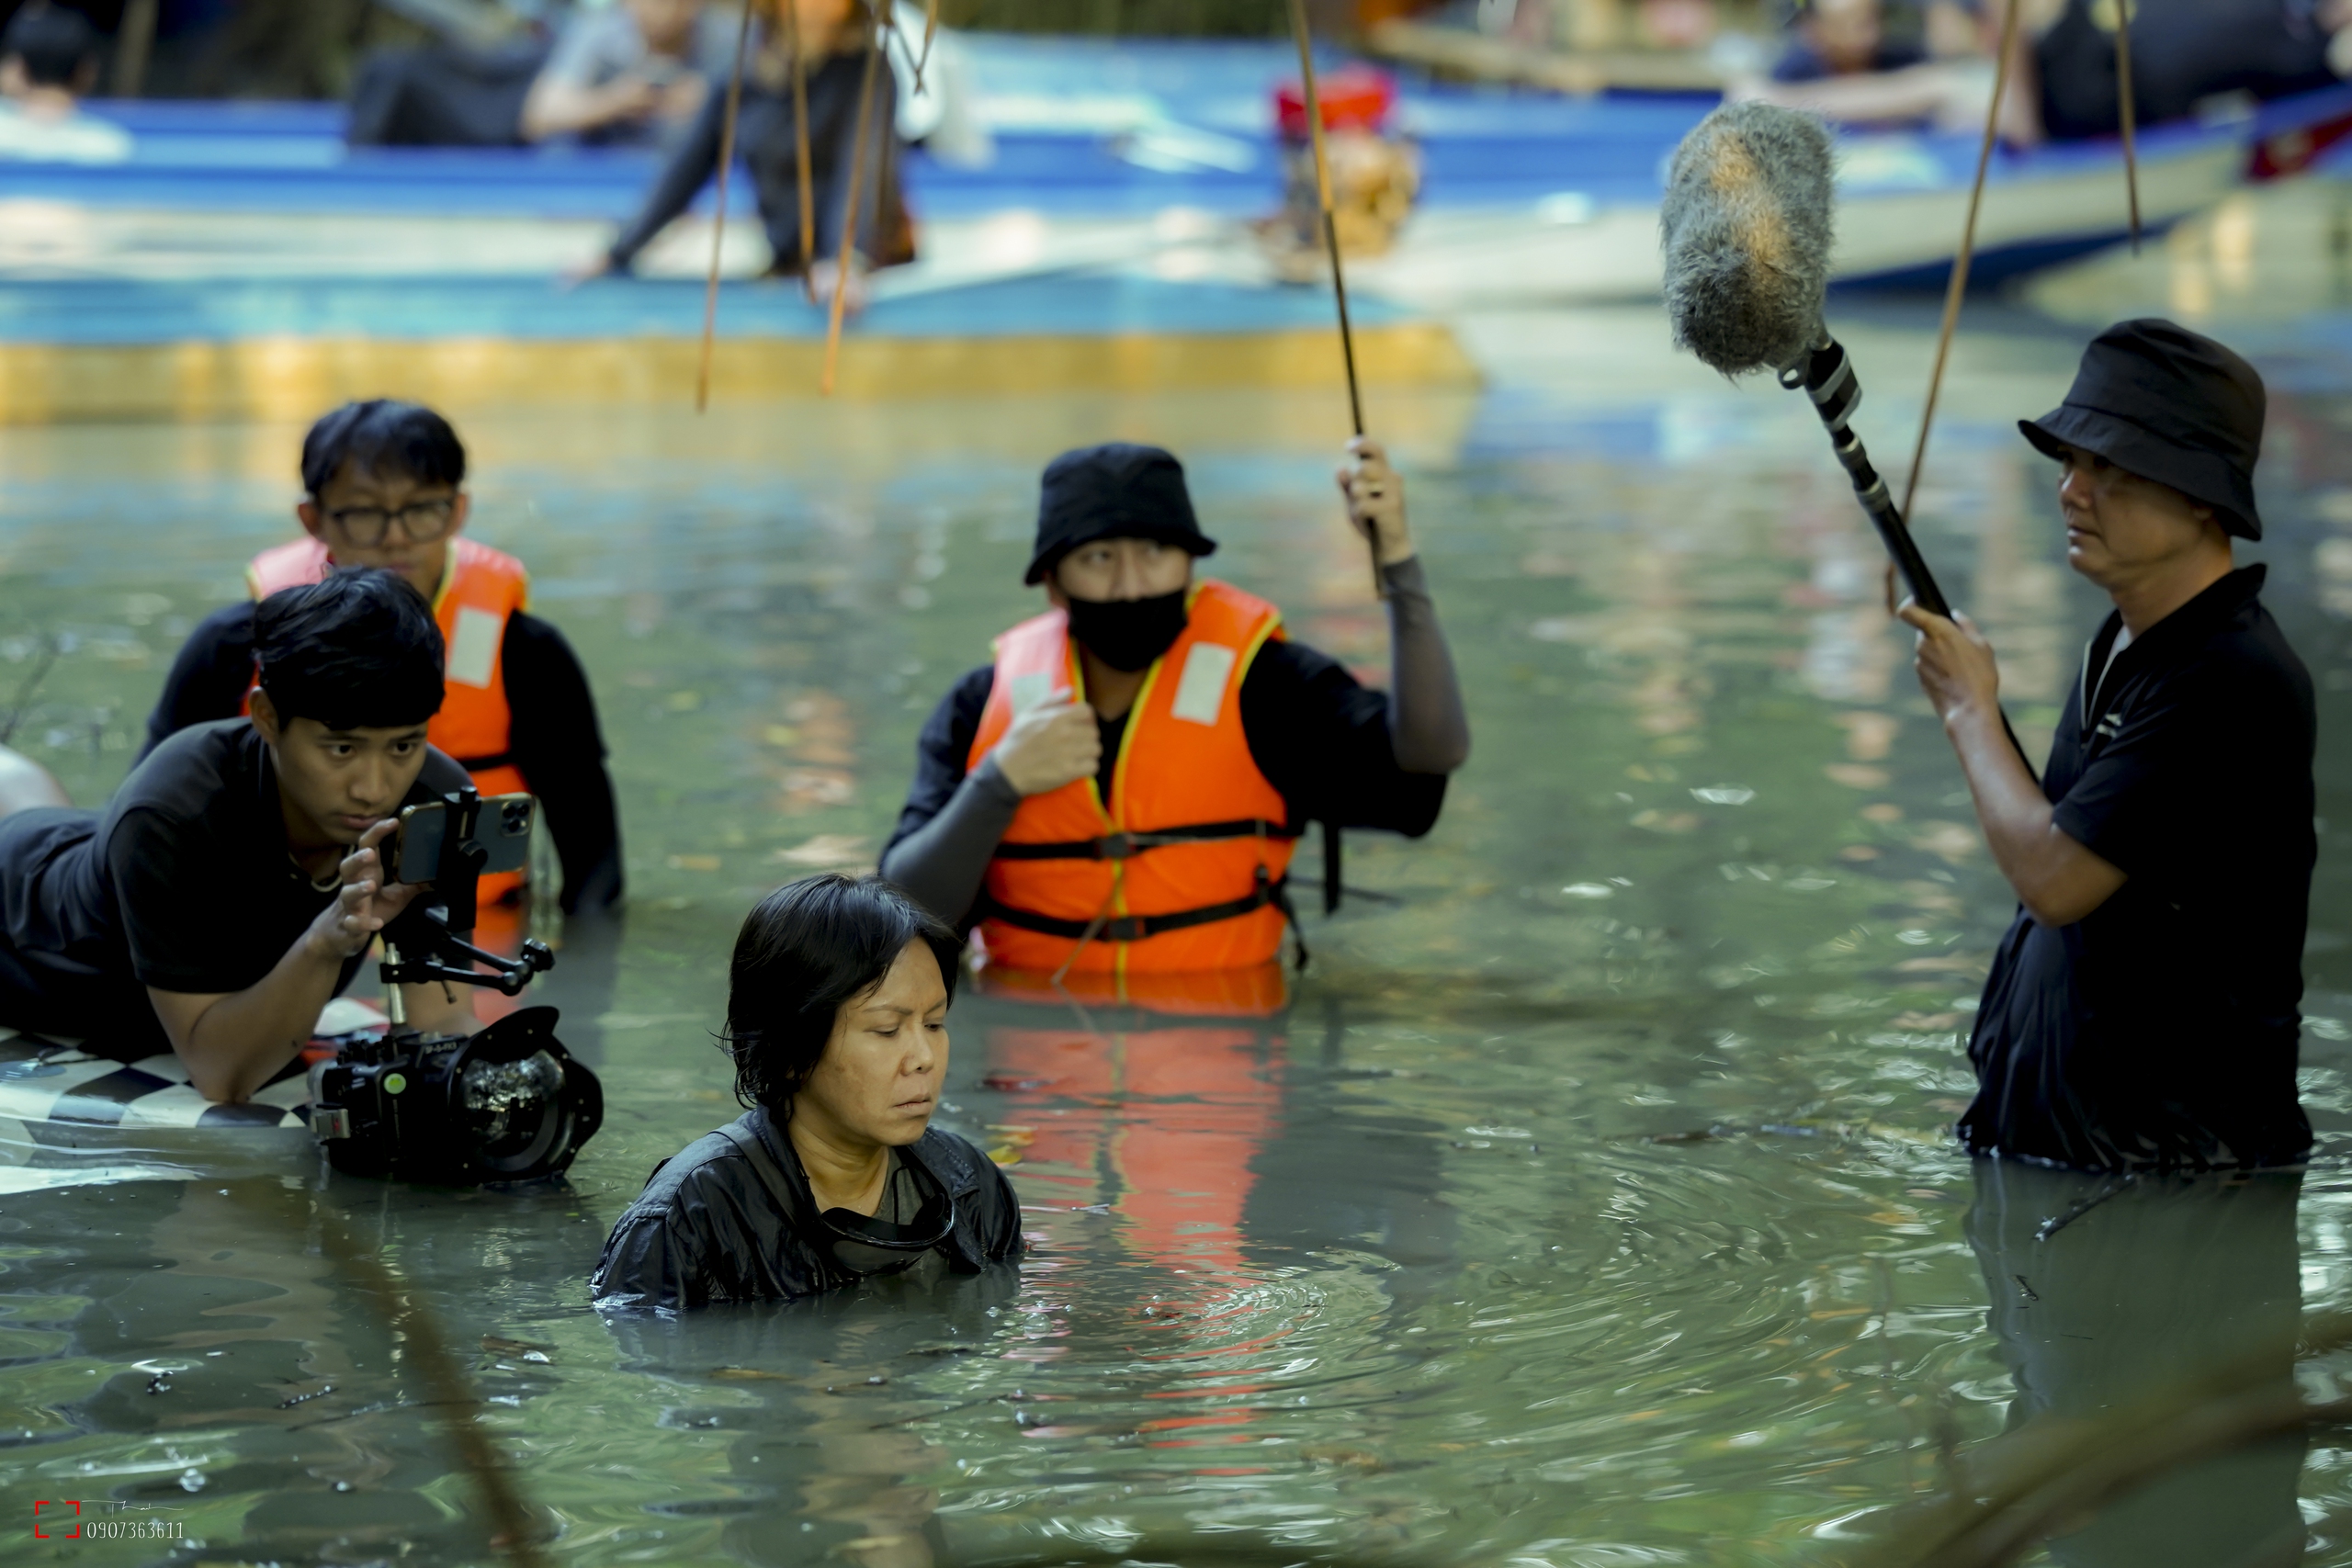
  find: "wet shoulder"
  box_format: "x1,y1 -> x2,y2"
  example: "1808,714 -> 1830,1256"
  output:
912,1126 -> 997,1191
622,1126 -> 760,1220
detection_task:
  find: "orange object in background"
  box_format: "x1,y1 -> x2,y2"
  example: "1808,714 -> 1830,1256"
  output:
1274,64 -> 1396,139
973,964 -> 1287,1284
972,961 -> 1289,1019
1261,64 -> 1419,280
986,1021 -> 1277,1281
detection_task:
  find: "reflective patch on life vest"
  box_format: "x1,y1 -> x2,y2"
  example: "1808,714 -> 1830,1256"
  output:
1009,670 -> 1061,716
1170,641 -> 1237,726
447,606 -> 503,689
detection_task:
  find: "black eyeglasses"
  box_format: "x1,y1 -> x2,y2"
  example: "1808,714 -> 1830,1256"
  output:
322,498 -> 456,547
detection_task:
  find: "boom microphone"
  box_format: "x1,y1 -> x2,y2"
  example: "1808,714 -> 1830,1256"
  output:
1659,102 -> 1951,617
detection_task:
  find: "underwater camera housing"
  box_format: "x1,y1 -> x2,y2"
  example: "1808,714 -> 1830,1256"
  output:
307,787 -> 604,1185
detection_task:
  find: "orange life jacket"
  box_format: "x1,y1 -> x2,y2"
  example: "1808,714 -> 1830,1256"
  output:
246,536 -> 532,904
967,580 -> 1298,976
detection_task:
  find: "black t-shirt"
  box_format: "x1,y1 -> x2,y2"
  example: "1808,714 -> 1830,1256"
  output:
0,720 -> 470,1056
883,639 -> 1448,857
143,601 -> 624,913
1961,568 -> 2316,1172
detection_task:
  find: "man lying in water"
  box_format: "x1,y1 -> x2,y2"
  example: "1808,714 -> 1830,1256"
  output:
591,874 -> 1023,1311
0,570 -> 477,1102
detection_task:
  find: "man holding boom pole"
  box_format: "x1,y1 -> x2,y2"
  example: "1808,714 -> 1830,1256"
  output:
1899,320 -> 2314,1173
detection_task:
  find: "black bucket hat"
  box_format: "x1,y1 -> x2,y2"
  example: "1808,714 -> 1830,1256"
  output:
2018,318 -> 2266,540
1025,443 -> 1218,585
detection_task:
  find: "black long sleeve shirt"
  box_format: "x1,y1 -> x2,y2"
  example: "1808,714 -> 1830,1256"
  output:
141,603 -> 625,914
607,46 -> 900,273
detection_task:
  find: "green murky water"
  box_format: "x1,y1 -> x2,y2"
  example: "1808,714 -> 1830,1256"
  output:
7,236 -> 2352,1564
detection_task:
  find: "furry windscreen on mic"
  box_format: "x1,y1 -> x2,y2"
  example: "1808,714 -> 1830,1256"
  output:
1660,102 -> 1837,377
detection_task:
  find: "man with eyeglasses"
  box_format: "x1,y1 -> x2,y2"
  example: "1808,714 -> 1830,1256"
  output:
143,400 -> 624,916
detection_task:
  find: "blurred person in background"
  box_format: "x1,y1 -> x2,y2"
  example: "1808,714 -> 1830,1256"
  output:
1734,0 -> 2002,130
142,400 -> 625,919
0,1 -> 131,162
348,0 -> 736,150
2001,0 -> 2351,146
1744,0 -> 2352,141
576,0 -> 910,313
520,0 -> 739,148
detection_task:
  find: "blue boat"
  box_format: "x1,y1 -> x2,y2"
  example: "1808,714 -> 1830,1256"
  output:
2,34 -> 2341,299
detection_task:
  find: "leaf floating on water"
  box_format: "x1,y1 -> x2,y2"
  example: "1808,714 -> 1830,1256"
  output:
710,1366 -> 796,1381
481,1336 -> 552,1356
1560,882 -> 1614,898
1690,786 -> 1756,805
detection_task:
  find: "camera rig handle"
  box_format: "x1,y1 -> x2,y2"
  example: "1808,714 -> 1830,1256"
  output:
377,785 -> 555,1028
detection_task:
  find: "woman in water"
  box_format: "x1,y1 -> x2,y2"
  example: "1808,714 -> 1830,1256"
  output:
591,874 -> 1023,1310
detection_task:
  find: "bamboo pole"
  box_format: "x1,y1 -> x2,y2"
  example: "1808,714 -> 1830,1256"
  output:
1282,0 -> 1384,600
695,0 -> 760,412
820,1 -> 888,398
788,0 -> 817,291
2116,0 -> 2142,253
1897,0 -> 2022,531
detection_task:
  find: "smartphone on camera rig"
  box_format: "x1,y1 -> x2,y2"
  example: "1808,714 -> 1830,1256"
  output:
307,786 -> 604,1186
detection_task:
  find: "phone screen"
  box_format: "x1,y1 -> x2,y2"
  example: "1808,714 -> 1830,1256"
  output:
391,795 -> 536,885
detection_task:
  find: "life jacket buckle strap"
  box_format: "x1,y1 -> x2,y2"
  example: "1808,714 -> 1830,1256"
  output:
990,818 -> 1299,863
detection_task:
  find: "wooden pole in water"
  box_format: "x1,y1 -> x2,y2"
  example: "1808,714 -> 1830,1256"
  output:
695,0 -> 759,412
820,0 -> 888,398
2116,0 -> 2143,254
1898,0 -> 2021,532
789,0 -> 818,293
1282,0 -> 1384,601
313,1207 -> 551,1568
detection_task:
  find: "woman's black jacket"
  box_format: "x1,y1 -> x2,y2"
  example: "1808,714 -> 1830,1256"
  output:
590,1107 -> 1023,1311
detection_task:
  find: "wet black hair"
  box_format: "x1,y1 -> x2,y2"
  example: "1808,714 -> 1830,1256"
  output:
253,568 -> 446,731
724,874 -> 963,1117
300,400 -> 467,500
3,3 -> 99,87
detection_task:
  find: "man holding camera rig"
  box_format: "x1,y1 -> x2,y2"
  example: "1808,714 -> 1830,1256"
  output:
0,571 -> 479,1103
142,399 -> 624,916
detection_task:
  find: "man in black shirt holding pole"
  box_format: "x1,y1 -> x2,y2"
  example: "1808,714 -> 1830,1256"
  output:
1901,319 -> 2315,1172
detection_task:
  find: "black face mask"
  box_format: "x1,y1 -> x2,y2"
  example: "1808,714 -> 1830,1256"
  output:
1065,588 -> 1189,672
